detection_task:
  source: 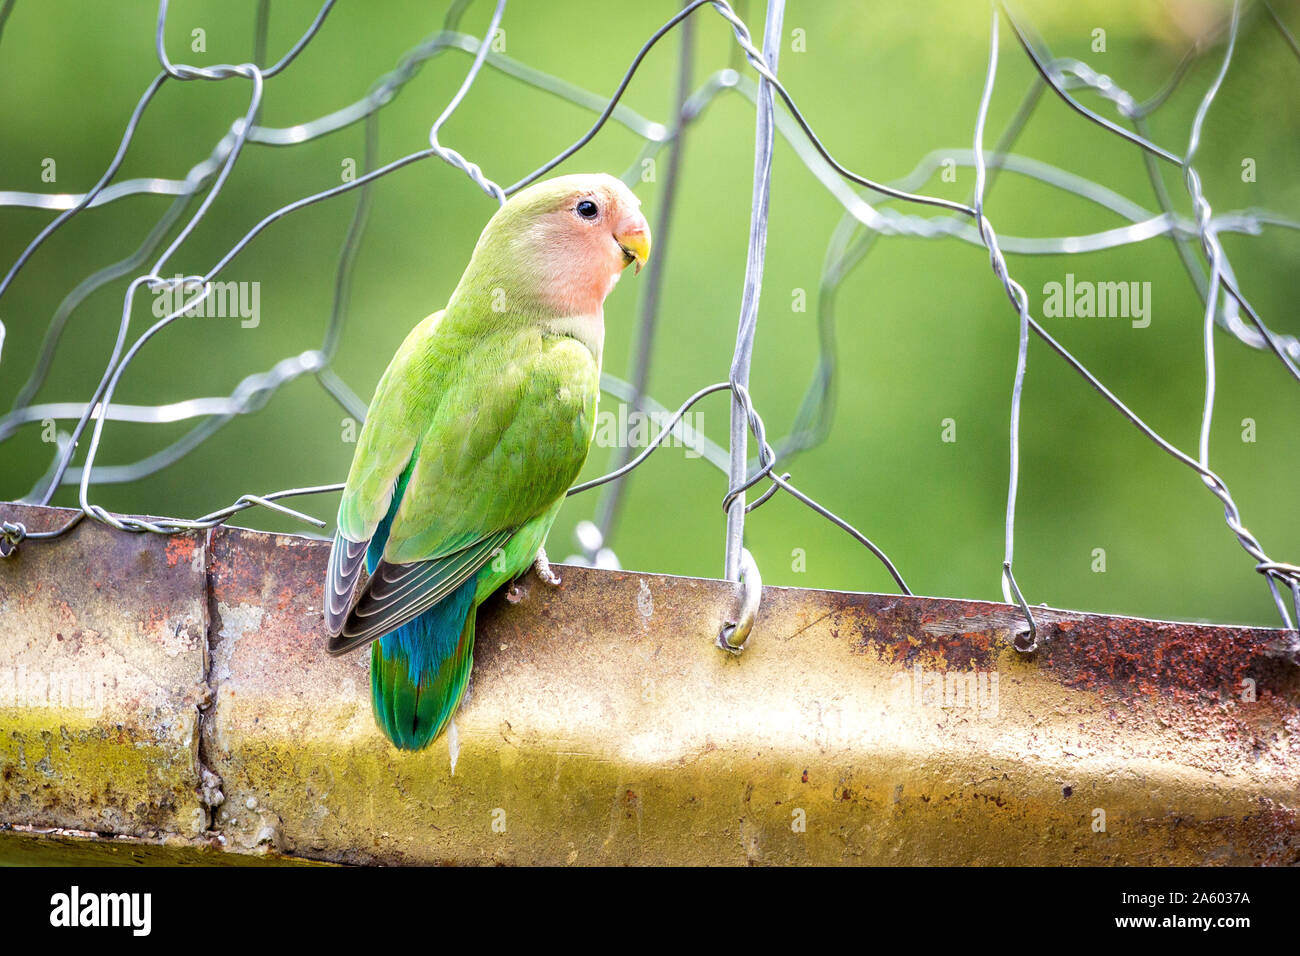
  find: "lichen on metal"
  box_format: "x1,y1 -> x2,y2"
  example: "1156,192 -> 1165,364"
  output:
1,501 -> 1297,865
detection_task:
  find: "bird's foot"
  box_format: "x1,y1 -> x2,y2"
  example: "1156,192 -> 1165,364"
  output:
504,582 -> 526,604
533,547 -> 562,587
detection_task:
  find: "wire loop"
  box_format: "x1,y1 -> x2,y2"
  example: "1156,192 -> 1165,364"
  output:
717,548 -> 761,655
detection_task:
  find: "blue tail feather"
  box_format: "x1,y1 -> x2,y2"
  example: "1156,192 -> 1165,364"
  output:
366,487 -> 478,750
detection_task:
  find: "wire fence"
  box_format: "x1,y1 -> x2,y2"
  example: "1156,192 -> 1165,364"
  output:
1,0 -> 1298,653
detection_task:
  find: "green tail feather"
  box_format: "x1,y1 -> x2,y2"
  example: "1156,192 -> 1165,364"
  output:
370,593 -> 477,751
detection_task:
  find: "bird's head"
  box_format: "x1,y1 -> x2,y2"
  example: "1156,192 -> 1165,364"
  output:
458,173 -> 651,319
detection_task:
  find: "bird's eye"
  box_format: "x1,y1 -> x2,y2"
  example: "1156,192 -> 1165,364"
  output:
576,199 -> 599,220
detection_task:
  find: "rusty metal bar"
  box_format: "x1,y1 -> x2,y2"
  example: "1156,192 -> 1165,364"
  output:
1,500 -> 1297,865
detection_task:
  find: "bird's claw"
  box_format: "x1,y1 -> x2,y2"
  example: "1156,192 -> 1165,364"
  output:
504,583 -> 526,604
533,547 -> 562,587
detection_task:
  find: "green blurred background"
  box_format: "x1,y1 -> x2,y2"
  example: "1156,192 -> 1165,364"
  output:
1,0 -> 1297,627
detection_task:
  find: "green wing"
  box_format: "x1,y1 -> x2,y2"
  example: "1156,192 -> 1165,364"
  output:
383,325 -> 600,564
330,313 -> 599,646
324,312 -> 453,635
336,311 -> 451,543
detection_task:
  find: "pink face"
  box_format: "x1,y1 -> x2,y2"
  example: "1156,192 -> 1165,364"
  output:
529,180 -> 652,317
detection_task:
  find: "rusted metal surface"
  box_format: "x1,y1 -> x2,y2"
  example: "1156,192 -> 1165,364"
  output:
1,500 -> 1297,865
0,503 -> 210,841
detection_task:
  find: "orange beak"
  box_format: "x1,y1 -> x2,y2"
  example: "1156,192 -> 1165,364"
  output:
615,216 -> 651,274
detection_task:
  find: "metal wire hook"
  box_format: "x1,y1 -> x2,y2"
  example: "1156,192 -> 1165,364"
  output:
0,521 -> 26,558
717,547 -> 761,655
1002,561 -> 1039,653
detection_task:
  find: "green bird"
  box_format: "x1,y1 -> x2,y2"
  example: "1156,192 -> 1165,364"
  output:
323,173 -> 650,751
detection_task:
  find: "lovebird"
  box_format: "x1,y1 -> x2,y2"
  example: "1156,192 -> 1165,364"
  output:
322,173 -> 650,751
